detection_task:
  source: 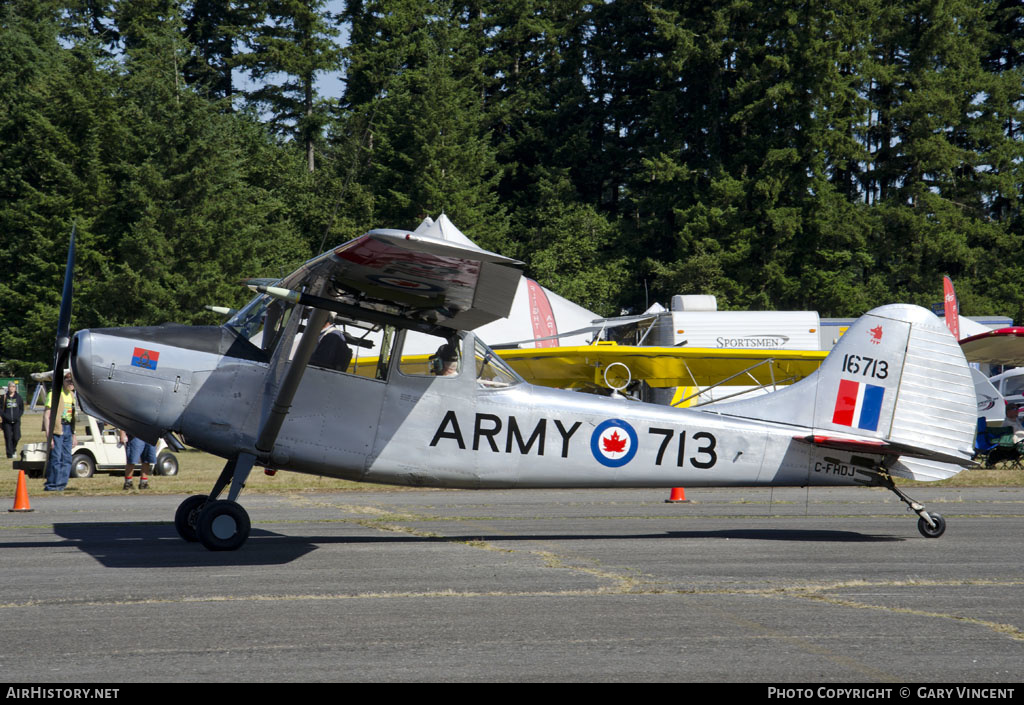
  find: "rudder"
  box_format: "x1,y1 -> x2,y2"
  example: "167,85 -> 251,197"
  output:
816,304 -> 975,464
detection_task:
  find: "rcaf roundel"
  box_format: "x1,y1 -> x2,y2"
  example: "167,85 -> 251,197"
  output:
590,419 -> 639,467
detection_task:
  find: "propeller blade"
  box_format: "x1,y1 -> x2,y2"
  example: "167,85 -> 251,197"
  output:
44,225 -> 76,473
55,223 -> 76,351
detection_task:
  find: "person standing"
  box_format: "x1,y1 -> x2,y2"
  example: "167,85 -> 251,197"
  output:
43,372 -> 76,491
1006,405 -> 1024,442
119,430 -> 155,490
1,380 -> 24,458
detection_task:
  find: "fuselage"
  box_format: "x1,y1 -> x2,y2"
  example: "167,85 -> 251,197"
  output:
70,323 -> 873,491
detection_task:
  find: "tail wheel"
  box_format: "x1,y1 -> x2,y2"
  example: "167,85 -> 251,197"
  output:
918,512 -> 946,538
174,494 -> 208,542
197,500 -> 251,551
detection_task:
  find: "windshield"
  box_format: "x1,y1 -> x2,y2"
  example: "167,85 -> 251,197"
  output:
474,337 -> 522,388
1003,373 -> 1024,397
226,292 -> 296,354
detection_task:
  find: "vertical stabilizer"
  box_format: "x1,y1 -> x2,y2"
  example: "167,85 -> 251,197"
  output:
709,304 -> 976,469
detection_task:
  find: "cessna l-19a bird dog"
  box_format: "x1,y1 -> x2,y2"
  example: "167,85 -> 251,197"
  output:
54,227 -> 976,550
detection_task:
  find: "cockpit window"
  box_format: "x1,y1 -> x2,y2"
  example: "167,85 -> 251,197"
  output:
1002,373 -> 1024,397
226,292 -> 296,354
475,338 -> 521,388
395,330 -> 461,378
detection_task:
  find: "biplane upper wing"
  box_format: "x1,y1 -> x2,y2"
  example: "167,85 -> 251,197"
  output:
497,343 -> 828,389
277,229 -> 524,331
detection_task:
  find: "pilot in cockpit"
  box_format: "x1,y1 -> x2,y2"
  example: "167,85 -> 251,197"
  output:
429,342 -> 460,377
310,315 -> 353,372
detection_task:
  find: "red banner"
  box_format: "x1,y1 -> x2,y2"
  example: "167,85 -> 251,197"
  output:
526,279 -> 558,348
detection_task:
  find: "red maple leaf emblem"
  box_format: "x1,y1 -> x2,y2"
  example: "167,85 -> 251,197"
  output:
602,430 -> 628,454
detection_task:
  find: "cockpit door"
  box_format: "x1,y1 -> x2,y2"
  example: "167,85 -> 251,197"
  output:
367,330 -> 480,486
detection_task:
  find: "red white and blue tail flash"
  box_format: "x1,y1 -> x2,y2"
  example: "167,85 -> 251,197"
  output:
832,379 -> 884,431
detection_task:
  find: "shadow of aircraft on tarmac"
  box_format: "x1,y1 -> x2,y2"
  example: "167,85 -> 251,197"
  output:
46,522 -> 318,567
25,522 -> 904,568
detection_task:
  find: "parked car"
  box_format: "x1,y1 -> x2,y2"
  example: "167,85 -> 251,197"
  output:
14,412 -> 178,479
989,367 -> 1024,410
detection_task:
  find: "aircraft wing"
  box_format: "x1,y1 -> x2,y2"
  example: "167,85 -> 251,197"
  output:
959,327 -> 1024,365
277,229 -> 523,331
496,343 -> 828,389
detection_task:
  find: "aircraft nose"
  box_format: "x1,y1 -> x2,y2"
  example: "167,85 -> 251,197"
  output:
69,330 -> 93,394
67,327 -> 193,442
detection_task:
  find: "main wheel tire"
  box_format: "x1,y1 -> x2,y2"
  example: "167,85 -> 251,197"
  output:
156,452 -> 179,476
174,494 -> 208,542
70,453 -> 95,479
918,512 -> 946,538
197,500 -> 251,551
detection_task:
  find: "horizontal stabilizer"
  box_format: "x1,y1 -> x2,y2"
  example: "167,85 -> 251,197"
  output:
796,435 -> 887,453
796,434 -> 975,466
887,457 -> 969,482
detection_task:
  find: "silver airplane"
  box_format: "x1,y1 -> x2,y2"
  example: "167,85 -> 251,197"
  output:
52,228 -> 977,550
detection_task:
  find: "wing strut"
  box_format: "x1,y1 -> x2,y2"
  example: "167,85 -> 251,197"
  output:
225,305 -> 330,502
256,307 -> 331,457
672,357 -> 795,407
177,307 -> 332,550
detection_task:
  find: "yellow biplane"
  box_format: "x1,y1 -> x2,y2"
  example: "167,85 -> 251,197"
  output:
497,343 -> 828,405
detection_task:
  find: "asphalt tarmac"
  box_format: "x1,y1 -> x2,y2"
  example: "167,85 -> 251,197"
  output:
1,486 -> 1022,683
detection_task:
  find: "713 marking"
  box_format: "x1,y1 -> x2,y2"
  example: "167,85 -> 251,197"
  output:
648,428 -> 717,468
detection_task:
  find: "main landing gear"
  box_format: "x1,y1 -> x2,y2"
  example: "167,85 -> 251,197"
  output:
174,453 -> 256,551
881,472 -> 947,538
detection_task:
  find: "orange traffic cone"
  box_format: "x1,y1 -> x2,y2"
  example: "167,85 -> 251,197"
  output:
665,487 -> 689,503
9,470 -> 34,512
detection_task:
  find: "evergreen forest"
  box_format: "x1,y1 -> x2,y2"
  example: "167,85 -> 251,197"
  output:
1,0 -> 1022,376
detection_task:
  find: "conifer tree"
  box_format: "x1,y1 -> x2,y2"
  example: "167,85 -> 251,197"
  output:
183,0 -> 264,103
234,0 -> 343,172
0,0 -> 115,371
96,7 -> 309,326
339,0 -> 508,251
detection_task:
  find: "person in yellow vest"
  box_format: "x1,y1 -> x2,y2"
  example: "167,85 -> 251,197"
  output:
43,372 -> 77,491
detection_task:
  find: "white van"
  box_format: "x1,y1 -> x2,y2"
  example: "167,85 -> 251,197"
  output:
987,368 -> 1024,410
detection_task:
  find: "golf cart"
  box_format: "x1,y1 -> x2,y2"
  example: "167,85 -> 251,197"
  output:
14,412 -> 179,479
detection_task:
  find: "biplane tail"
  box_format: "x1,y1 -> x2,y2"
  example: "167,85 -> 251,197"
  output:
710,304 -> 977,479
